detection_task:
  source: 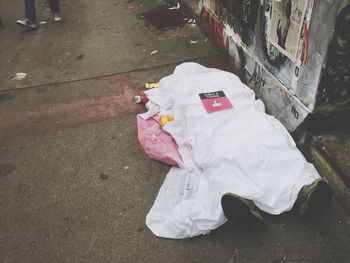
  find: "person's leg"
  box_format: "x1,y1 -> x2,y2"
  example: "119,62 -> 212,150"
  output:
24,0 -> 36,22
221,193 -> 265,229
48,0 -> 62,21
17,0 -> 37,28
48,0 -> 60,14
295,179 -> 333,216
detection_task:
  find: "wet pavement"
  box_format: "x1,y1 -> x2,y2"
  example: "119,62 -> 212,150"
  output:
0,0 -> 350,262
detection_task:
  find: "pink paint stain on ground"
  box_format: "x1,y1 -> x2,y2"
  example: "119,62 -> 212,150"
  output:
0,85 -> 139,142
96,74 -> 138,89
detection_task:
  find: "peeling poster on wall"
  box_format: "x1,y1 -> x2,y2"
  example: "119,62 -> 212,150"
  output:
267,0 -> 308,62
221,0 -> 259,45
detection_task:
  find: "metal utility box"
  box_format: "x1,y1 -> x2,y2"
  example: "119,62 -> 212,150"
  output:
200,0 -> 349,132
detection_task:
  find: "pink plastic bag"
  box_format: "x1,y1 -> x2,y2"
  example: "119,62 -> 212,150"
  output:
137,115 -> 182,166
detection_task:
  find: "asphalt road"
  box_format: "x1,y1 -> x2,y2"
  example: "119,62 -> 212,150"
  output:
0,0 -> 349,262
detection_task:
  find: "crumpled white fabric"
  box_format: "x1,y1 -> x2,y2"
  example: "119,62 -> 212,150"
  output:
144,63 -> 320,239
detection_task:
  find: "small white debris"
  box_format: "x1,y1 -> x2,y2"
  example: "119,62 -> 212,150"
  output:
150,50 -> 159,55
168,2 -> 180,10
39,21 -> 47,25
10,72 -> 27,81
123,166 -> 129,170
190,40 -> 199,44
134,95 -> 142,104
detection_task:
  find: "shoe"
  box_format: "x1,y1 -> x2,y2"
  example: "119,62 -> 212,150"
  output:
53,13 -> 62,22
296,179 -> 333,216
16,18 -> 37,29
221,193 -> 265,229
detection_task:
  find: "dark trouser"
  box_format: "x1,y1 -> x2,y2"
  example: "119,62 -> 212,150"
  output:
24,0 -> 60,22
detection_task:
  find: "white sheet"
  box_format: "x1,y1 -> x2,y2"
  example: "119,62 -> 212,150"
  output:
144,63 -> 320,239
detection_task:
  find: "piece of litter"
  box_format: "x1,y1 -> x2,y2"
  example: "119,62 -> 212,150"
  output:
10,73 -> 27,81
150,50 -> 159,55
183,18 -> 195,24
135,92 -> 149,104
123,166 -> 129,170
135,96 -> 142,104
145,82 -> 159,89
168,2 -> 180,10
39,21 -> 47,25
190,40 -> 199,44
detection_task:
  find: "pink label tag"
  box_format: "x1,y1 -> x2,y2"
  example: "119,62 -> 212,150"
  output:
199,91 -> 233,113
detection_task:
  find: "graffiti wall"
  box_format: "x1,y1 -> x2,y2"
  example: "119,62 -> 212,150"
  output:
200,0 -> 350,131
316,2 -> 350,107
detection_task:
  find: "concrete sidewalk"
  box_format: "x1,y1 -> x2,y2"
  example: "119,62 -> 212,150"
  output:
0,0 -> 350,262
